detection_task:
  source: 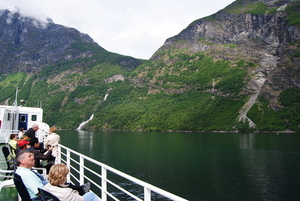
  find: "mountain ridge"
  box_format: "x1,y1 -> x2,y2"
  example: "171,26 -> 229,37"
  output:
150,0 -> 299,110
0,0 -> 299,132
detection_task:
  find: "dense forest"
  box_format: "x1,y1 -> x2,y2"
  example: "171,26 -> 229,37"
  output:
0,51 -> 299,132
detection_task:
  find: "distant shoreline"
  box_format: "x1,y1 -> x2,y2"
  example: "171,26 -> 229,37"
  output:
59,128 -> 300,133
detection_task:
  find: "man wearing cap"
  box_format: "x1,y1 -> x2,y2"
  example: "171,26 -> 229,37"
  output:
17,140 -> 30,151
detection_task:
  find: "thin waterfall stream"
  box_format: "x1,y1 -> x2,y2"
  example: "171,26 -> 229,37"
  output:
76,113 -> 94,130
76,93 -> 109,130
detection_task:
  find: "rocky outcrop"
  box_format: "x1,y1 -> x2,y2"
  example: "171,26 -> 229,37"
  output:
151,0 -> 300,111
104,74 -> 125,83
0,9 -> 99,74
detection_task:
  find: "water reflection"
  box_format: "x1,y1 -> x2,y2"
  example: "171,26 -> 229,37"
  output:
60,131 -> 300,201
77,130 -> 94,156
239,133 -> 255,150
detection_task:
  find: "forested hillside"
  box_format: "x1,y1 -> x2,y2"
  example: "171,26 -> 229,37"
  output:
0,0 -> 299,132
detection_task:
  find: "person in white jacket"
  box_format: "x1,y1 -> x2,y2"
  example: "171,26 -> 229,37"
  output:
44,163 -> 100,201
44,126 -> 60,162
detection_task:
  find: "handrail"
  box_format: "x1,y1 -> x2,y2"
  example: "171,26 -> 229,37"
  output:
57,144 -> 188,201
0,129 -> 20,133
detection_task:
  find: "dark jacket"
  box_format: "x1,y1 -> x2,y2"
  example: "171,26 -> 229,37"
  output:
24,128 -> 38,142
27,147 -> 52,167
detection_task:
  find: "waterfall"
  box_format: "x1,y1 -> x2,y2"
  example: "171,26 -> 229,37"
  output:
76,113 -> 94,130
104,94 -> 109,101
77,93 -> 109,130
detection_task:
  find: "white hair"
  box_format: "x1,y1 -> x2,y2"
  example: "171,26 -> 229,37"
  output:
31,123 -> 39,128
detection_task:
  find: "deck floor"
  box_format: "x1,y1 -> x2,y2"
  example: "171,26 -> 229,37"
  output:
0,144 -> 18,201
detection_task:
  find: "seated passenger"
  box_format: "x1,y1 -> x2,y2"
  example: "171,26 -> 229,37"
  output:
44,163 -> 100,201
8,134 -> 18,157
17,139 -> 30,153
16,151 -> 44,200
16,151 -> 90,200
26,139 -> 54,174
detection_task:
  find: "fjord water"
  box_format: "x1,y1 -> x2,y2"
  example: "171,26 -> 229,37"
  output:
60,131 -> 300,201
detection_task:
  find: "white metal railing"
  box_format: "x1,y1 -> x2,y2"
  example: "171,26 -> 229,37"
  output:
0,129 -> 20,133
57,144 -> 188,201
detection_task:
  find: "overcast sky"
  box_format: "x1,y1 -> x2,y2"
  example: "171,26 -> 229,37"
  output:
0,0 -> 235,59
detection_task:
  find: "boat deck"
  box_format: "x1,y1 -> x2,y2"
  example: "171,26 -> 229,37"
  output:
0,144 -> 18,201
1,143 -> 188,201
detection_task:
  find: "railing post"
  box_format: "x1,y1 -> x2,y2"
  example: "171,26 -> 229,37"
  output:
80,156 -> 84,185
57,146 -> 61,163
101,166 -> 107,201
66,149 -> 70,182
66,149 -> 70,166
144,187 -> 151,201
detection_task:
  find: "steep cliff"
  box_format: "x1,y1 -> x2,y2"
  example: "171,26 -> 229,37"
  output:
0,10 -> 97,74
0,9 -> 141,74
149,0 -> 300,126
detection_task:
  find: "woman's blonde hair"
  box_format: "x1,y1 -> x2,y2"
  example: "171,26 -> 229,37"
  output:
50,126 -> 57,133
48,163 -> 69,186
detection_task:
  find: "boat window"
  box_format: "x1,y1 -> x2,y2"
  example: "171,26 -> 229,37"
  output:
31,115 -> 37,121
20,115 -> 26,122
7,113 -> 10,121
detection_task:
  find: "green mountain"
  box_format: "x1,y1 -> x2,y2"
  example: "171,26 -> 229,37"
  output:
0,0 -> 299,132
